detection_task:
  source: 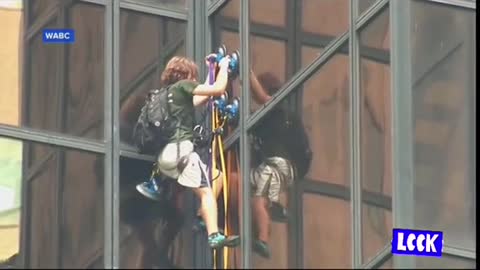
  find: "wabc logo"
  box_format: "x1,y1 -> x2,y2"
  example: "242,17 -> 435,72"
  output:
43,29 -> 75,44
391,228 -> 444,257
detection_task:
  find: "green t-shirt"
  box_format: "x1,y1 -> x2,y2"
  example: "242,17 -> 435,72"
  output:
167,79 -> 199,142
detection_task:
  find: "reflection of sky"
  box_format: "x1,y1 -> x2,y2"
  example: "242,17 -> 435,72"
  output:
0,138 -> 22,215
0,0 -> 22,9
0,187 -> 14,212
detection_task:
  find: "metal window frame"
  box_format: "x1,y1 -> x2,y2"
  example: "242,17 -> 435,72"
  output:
350,1 -> 363,267
4,0 -> 475,269
390,0 -> 415,268
104,0 -> 120,268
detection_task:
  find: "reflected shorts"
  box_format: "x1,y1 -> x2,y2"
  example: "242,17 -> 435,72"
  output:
250,157 -> 295,203
157,140 -> 209,188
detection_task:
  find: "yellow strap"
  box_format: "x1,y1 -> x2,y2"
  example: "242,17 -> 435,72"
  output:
211,105 -> 218,270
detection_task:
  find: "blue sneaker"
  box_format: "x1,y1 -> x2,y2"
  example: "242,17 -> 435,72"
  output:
208,232 -> 240,249
136,178 -> 162,201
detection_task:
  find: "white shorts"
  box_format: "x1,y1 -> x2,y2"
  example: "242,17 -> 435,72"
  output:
157,140 -> 210,188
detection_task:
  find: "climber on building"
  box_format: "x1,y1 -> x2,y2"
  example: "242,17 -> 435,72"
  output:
243,70 -> 313,258
136,55 -> 240,249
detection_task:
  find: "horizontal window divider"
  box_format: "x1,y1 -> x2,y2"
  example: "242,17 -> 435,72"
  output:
120,1 -> 187,20
302,179 -> 392,211
79,0 -> 106,5
443,245 -> 476,260
425,0 -> 476,9
362,244 -> 392,269
0,124 -> 106,154
119,148 -> 156,162
219,16 -> 288,41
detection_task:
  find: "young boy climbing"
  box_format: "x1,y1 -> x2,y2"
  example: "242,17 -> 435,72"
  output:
139,55 -> 240,249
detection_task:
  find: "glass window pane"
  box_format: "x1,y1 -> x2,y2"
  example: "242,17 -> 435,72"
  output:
65,3 -> 105,140
410,0 -> 476,250
0,137 -> 104,268
379,257 -> 393,269
301,49 -> 350,186
0,3 -> 22,127
212,0 -> 240,138
0,138 -> 22,267
249,35 -> 287,113
303,194 -> 351,268
24,21 -> 59,134
29,0 -> 57,26
358,0 -> 378,18
119,10 -> 186,149
5,3 -> 105,141
359,7 -> 392,263
121,0 -> 187,11
221,0 -> 286,26
119,156 -> 186,268
248,50 -> 350,268
301,0 -> 349,68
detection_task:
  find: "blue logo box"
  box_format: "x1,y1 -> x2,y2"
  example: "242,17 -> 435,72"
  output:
42,29 -> 75,43
392,228 -> 444,257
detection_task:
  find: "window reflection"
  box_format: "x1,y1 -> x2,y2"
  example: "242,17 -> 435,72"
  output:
410,0 -> 476,251
119,10 -> 186,148
118,9 -> 188,269
0,137 -> 104,269
2,2 -> 105,141
119,157 -> 185,268
0,138 -> 22,267
246,49 -> 350,268
359,7 -> 392,263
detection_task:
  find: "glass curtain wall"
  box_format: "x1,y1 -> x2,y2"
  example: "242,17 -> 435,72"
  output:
0,0 -> 475,269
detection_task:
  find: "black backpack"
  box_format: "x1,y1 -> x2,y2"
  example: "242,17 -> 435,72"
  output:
254,108 -> 313,179
132,87 -> 177,155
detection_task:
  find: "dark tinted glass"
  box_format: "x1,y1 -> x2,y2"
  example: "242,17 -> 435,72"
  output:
119,9 -> 186,149
0,137 -> 104,268
9,2 -> 105,141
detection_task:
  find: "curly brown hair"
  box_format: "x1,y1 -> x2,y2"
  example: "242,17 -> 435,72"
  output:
161,56 -> 199,86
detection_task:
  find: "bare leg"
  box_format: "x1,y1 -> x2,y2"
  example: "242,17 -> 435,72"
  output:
196,169 -> 224,217
252,196 -> 271,243
193,186 -> 219,235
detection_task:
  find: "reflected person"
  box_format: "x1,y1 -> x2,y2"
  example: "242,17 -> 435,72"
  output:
247,70 -> 313,258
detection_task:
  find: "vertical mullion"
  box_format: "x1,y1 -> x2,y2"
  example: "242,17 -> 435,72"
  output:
239,0 -> 251,268
19,0 -> 31,267
112,0 -> 121,267
190,0 -> 209,268
286,0 -> 304,268
390,0 -> 415,268
185,1 -> 196,268
54,2 -> 69,267
104,0 -> 120,267
349,0 -> 362,267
